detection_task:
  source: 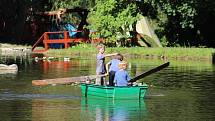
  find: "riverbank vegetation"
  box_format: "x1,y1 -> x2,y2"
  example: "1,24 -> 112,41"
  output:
45,44 -> 214,62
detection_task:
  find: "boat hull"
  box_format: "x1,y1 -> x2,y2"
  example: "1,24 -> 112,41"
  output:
80,83 -> 148,99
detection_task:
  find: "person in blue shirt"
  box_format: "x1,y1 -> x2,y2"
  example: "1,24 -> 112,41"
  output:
106,54 -> 123,86
96,44 -> 118,85
114,61 -> 131,86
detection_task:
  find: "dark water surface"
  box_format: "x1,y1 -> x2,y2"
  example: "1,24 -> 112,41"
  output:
0,56 -> 214,121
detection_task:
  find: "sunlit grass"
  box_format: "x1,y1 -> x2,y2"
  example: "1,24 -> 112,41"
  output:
46,44 -> 215,61
108,47 -> 214,59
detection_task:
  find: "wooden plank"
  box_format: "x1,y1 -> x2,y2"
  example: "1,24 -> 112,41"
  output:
32,75 -> 105,86
45,39 -> 71,43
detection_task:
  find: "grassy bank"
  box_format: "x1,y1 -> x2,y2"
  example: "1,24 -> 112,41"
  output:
45,44 -> 215,61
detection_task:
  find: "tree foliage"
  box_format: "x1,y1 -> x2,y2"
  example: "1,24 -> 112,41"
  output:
141,0 -> 214,47
87,0 -> 140,43
48,0 -> 215,47
50,0 -> 95,9
2,0 -> 213,47
159,0 -> 196,28
49,0 -> 95,27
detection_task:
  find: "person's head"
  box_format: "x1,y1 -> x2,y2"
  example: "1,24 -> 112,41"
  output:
118,61 -> 128,70
96,44 -> 105,54
111,53 -> 123,60
116,53 -> 123,61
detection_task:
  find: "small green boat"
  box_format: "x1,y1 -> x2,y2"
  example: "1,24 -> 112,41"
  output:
80,83 -> 148,99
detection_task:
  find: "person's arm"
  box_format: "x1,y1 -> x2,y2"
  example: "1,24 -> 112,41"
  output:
104,53 -> 118,57
125,71 -> 131,86
126,71 -> 131,82
105,61 -> 111,75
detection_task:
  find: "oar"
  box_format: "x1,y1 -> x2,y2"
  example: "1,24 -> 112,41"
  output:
32,74 -> 106,86
129,62 -> 170,83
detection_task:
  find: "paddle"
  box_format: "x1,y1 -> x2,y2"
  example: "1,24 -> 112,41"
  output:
32,74 -> 106,86
129,62 -> 170,83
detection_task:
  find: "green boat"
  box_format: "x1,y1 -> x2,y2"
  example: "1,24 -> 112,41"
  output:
80,62 -> 170,99
80,83 -> 148,99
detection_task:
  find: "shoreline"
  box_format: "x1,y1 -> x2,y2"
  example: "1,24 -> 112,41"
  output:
44,45 -> 214,63
1,43 -> 214,63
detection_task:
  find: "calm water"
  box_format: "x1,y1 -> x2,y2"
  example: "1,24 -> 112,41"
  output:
0,55 -> 214,121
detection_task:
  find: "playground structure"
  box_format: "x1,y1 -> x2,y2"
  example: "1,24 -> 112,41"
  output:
31,8 -> 104,52
32,30 -> 103,52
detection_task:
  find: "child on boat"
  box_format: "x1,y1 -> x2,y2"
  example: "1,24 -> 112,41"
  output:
106,53 -> 123,86
96,44 -> 118,85
114,61 -> 131,86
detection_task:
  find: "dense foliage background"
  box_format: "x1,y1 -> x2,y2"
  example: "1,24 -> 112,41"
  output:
0,0 -> 214,47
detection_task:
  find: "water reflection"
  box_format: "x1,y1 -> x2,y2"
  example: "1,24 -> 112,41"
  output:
212,53 -> 215,64
81,97 -> 148,121
0,55 -> 215,121
34,60 -> 72,73
31,58 -> 95,79
0,100 -> 32,120
31,99 -> 81,121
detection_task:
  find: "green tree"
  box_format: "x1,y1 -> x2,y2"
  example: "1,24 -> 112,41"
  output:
49,0 -> 90,24
141,0 -> 214,47
156,0 -> 197,46
50,0 -> 95,9
87,0 -> 140,45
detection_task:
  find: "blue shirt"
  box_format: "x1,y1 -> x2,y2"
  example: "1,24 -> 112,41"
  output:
109,59 -> 120,72
96,53 -> 105,74
114,70 -> 131,86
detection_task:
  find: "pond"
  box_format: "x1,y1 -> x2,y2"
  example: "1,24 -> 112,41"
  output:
0,55 -> 214,121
